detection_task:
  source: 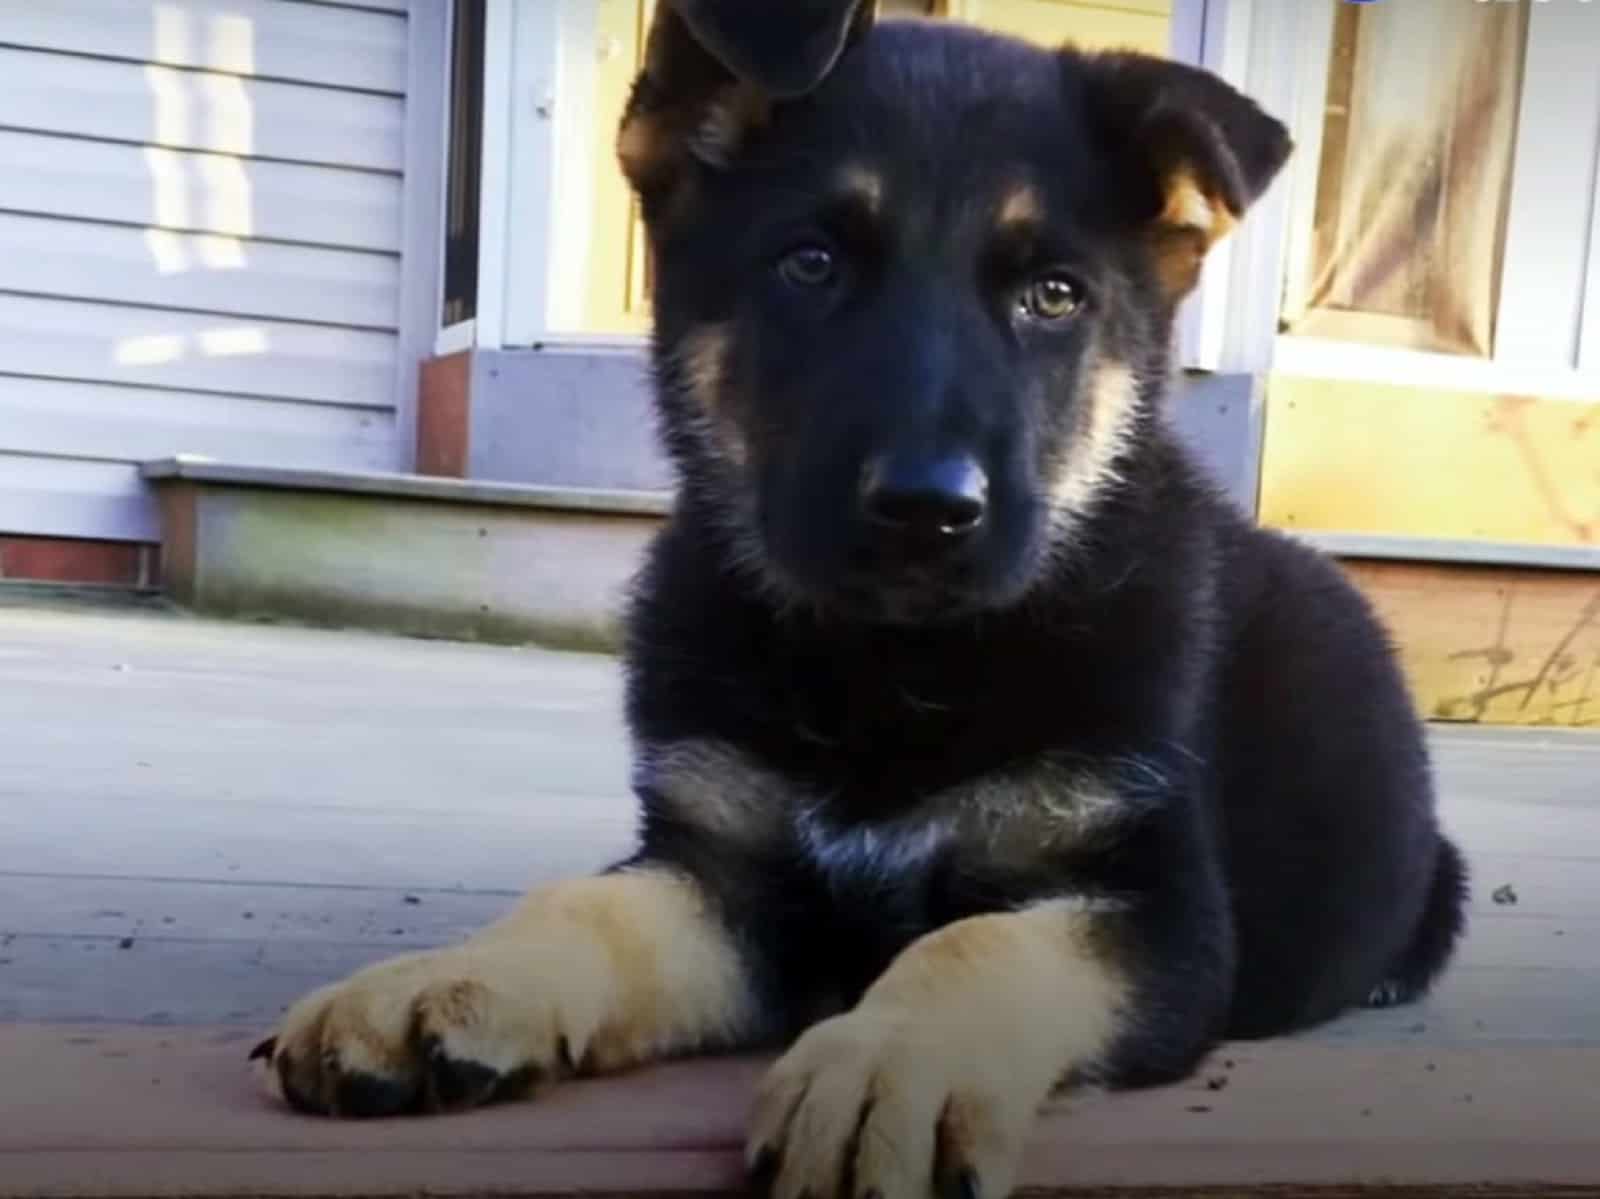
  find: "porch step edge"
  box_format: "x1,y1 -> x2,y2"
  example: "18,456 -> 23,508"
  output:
140,456 -> 675,518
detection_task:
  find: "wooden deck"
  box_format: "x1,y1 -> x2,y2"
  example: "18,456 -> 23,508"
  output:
1,592 -> 1597,1195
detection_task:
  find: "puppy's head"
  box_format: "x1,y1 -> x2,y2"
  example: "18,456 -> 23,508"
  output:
620,3 -> 1290,624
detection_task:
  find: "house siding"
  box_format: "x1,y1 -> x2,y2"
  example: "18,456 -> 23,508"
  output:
0,0 -> 415,543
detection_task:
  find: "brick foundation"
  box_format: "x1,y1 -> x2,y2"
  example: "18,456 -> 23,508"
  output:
0,536 -> 161,589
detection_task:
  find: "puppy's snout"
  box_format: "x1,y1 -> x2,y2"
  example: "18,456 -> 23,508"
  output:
859,452 -> 988,540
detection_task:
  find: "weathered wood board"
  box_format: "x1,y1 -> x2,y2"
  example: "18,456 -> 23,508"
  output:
1341,560 -> 1600,727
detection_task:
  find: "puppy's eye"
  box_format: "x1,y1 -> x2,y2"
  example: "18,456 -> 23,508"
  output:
1019,273 -> 1083,323
777,244 -> 837,289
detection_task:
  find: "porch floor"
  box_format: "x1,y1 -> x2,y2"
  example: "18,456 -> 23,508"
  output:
2,592 -> 1597,1195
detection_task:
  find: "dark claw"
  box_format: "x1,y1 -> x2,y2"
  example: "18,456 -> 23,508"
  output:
942,1167 -> 980,1199
275,1054 -> 329,1116
333,1069 -> 417,1118
418,1035 -> 539,1112
248,1036 -> 277,1062
747,1144 -> 780,1194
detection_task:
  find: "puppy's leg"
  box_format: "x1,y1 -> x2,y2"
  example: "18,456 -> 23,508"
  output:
262,865 -> 760,1116
748,899 -> 1129,1199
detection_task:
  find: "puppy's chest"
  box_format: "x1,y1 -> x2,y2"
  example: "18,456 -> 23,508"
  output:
785,766 -> 1127,914
793,804 -> 951,898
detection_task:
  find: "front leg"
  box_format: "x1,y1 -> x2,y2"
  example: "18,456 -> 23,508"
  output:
259,866 -> 761,1116
749,896 -> 1194,1199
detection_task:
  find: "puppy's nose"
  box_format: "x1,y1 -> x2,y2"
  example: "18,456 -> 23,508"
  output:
859,452 -> 988,538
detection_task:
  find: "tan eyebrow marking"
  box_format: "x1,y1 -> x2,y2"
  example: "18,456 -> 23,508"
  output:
997,184 -> 1044,228
835,164 -> 884,214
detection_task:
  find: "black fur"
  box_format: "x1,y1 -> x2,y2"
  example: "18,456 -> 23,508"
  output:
614,16 -> 1467,1091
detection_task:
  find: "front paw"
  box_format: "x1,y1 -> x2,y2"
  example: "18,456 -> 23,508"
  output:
747,1007 -> 1038,1199
255,948 -> 576,1118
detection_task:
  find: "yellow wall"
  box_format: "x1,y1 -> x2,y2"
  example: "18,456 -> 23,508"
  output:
940,0 -> 1171,56
1260,375 -> 1600,549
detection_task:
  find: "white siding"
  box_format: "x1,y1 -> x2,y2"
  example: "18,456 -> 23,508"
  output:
0,0 -> 414,544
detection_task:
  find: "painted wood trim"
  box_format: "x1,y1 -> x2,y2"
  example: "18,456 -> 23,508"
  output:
1298,533 -> 1600,576
470,0 -> 521,349
1491,1 -> 1600,373
1583,135 -> 1600,376
393,0 -> 452,471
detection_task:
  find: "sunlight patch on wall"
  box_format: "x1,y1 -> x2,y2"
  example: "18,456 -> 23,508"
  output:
114,334 -> 187,367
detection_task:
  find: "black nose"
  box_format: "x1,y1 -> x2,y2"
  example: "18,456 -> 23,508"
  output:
859,453 -> 988,538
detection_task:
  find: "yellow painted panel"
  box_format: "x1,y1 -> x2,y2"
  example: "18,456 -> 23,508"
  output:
1343,560 -> 1600,728
584,0 -> 652,335
1260,375 -> 1600,548
944,0 -> 1171,55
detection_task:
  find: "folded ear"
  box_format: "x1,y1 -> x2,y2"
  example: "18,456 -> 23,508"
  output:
619,0 -> 875,213
1079,52 -> 1293,299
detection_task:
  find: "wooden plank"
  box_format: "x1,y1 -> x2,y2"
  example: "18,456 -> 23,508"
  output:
0,214 -> 399,330
0,456 -> 156,542
0,46 -> 405,171
0,129 -> 401,252
0,378 -> 396,470
0,0 -> 407,94
0,294 -> 397,408
0,794 -> 631,894
0,933 -> 402,1025
0,873 -> 510,947
1341,560 -> 1600,727
1261,375 -> 1600,547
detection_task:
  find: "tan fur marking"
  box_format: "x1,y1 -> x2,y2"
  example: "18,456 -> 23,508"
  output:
641,737 -> 791,847
673,324 -> 749,468
1149,168 -> 1239,298
266,869 -> 755,1110
750,901 -> 1128,1199
688,84 -> 770,168
1160,167 -> 1236,246
1050,361 -> 1139,530
997,184 -> 1043,228
836,164 -> 884,214
681,325 -> 729,410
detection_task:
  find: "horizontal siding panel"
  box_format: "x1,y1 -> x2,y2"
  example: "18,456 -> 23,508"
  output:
0,296 -> 396,408
0,214 -> 399,330
0,378 -> 396,471
0,47 -> 404,171
0,455 -> 156,542
0,130 -> 400,252
315,0 -> 408,10
0,0 -> 406,93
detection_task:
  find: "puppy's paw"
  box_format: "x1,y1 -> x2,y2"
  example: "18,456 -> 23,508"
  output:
257,946 -> 587,1118
747,1007 -> 1037,1199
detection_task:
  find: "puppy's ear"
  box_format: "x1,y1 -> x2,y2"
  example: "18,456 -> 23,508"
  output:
619,0 -> 875,212
1080,53 -> 1293,299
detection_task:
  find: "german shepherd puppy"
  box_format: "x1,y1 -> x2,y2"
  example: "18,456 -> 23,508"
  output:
256,4 -> 1468,1197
